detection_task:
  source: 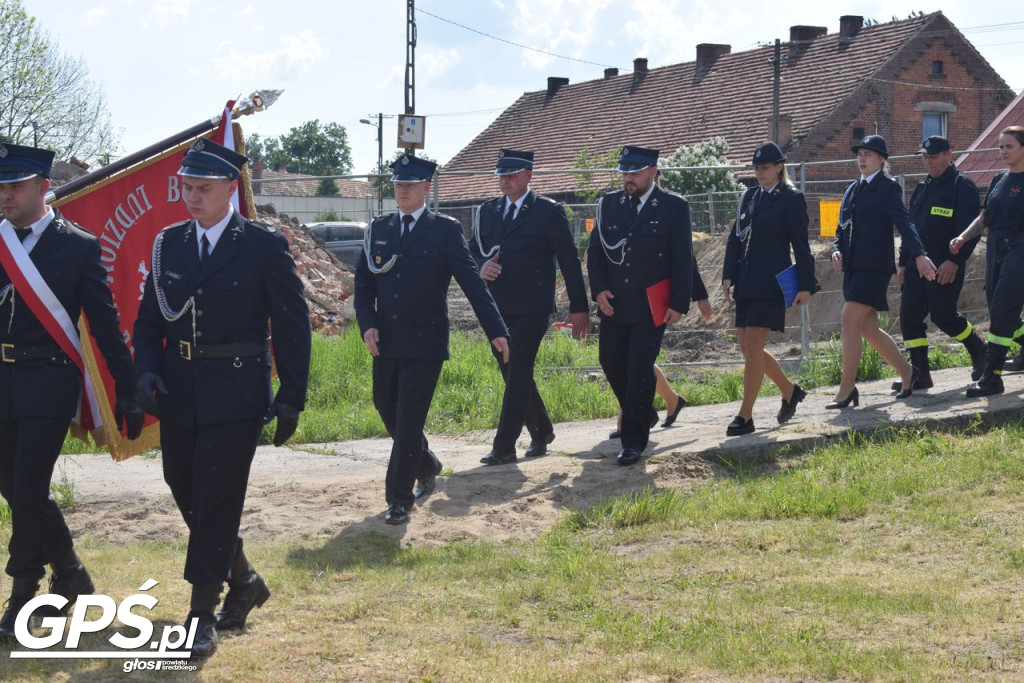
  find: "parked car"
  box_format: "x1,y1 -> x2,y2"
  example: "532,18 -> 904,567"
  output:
306,221 -> 366,268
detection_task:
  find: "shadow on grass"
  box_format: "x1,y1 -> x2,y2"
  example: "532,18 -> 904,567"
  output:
286,518 -> 407,572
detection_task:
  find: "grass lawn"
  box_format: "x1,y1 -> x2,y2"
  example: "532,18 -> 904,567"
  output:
5,422 -> 1024,680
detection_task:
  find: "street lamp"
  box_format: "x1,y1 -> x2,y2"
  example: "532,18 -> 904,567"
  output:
360,114 -> 384,215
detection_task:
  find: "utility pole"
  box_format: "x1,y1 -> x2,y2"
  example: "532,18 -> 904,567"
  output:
404,0 -> 416,155
361,113 -> 394,216
771,39 -> 781,142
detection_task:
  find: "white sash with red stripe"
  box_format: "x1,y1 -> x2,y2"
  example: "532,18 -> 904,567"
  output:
0,221 -> 101,430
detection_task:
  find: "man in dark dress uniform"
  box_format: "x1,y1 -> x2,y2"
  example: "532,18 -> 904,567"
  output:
896,135 -> 984,390
134,139 -> 311,658
0,144 -> 143,639
587,146 -> 693,466
355,154 -> 508,524
471,149 -> 589,465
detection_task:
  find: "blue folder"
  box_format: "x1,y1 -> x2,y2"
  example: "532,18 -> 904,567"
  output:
775,265 -> 799,308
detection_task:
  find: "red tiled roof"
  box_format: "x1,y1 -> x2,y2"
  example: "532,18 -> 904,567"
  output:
257,169 -> 373,198
438,12 -> 996,202
956,90 -> 1024,187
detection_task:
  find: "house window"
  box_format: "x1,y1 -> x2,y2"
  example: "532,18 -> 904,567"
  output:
923,112 -> 946,139
852,126 -> 865,141
932,60 -> 944,76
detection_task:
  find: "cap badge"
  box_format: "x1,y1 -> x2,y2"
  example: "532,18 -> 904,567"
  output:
0,145 -> 7,159
498,150 -> 505,158
401,156 -> 409,165
755,149 -> 761,158
622,147 -> 630,156
192,139 -> 205,152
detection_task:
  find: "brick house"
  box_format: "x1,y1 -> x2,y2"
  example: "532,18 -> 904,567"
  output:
955,90 -> 1024,188
438,12 -> 1014,209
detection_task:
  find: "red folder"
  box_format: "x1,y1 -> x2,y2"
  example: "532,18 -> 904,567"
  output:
646,278 -> 670,327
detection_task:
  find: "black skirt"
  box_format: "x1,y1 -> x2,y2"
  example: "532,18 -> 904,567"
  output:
735,297 -> 787,332
842,270 -> 891,311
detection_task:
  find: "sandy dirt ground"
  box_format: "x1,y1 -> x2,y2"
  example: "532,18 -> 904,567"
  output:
59,365 -> 1023,549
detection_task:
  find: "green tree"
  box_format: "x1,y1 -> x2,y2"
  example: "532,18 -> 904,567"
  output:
658,137 -> 744,196
572,147 -> 621,203
316,178 -> 339,197
371,150 -> 437,199
0,0 -> 117,163
245,119 -> 352,176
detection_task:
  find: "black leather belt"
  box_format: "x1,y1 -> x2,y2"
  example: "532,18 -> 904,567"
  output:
176,339 -> 269,361
0,343 -> 66,363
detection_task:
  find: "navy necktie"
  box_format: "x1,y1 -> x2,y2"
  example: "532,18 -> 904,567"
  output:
630,195 -> 640,221
15,228 -> 30,243
401,214 -> 414,242
200,234 -> 210,263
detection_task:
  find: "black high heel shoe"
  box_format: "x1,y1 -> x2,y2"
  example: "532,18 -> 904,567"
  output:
894,368 -> 920,400
825,387 -> 859,409
661,393 -> 687,427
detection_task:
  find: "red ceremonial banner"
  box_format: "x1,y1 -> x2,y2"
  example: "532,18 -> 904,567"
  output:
52,124 -> 254,460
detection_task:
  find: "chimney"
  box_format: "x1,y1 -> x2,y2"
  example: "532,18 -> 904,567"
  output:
789,26 -> 827,43
633,57 -> 648,74
604,67 -> 619,79
777,114 -> 793,146
546,76 -> 569,96
252,159 -> 266,195
840,15 -> 863,38
695,44 -> 730,71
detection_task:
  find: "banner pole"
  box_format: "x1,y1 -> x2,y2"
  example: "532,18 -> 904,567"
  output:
47,90 -> 282,204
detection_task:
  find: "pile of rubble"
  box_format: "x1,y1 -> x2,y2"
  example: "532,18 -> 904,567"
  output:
256,205 -> 354,334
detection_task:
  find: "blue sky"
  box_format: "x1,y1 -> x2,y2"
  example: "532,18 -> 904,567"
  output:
20,1 -> 1024,176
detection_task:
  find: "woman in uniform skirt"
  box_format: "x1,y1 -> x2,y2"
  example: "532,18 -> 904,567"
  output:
829,135 -> 936,408
951,125 -> 1024,396
721,141 -> 817,435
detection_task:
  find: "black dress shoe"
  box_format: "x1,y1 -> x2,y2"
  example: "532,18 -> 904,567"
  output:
608,430 -> 621,440
480,449 -> 517,466
777,384 -> 806,424
414,458 -> 444,499
184,610 -> 218,659
215,572 -> 271,631
414,477 -> 435,499
825,387 -> 859,409
385,504 -> 410,525
661,394 -> 686,427
524,433 -> 555,458
616,447 -> 642,466
726,416 -> 755,436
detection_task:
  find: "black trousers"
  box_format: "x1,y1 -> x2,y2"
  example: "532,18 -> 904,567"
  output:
161,419 -> 261,586
372,356 -> 443,508
598,317 -> 665,451
899,263 -> 970,343
0,417 -> 73,579
986,229 -> 1024,345
491,313 -> 553,452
